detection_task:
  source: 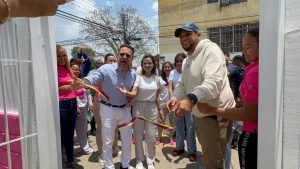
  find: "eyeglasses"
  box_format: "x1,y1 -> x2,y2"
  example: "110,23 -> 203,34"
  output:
119,53 -> 132,58
176,60 -> 183,63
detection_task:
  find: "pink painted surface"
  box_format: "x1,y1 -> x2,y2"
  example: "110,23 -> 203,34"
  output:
0,112 -> 22,169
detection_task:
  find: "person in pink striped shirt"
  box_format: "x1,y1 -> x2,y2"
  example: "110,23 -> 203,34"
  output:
197,28 -> 259,169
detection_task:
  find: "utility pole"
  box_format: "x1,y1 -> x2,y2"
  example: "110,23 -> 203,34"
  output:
121,14 -> 130,45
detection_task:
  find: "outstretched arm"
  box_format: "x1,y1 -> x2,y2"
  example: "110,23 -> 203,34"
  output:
0,0 -> 67,20
116,83 -> 138,98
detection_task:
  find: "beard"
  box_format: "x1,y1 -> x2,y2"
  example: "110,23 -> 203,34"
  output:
182,43 -> 194,52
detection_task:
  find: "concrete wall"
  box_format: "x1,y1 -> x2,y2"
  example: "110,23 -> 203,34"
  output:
257,0 -> 300,168
158,0 -> 259,61
282,0 -> 300,168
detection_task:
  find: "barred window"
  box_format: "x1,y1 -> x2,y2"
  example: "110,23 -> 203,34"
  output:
229,0 -> 247,5
207,22 -> 259,53
207,0 -> 218,3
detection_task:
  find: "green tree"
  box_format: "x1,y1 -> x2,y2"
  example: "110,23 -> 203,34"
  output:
70,46 -> 96,58
80,5 -> 157,56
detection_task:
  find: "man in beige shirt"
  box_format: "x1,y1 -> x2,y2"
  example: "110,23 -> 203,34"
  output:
167,22 -> 235,169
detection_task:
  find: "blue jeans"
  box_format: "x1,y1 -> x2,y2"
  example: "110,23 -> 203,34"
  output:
175,113 -> 196,154
59,98 -> 77,163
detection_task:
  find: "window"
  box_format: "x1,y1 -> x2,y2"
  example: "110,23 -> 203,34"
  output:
207,22 -> 259,53
207,0 -> 218,3
229,0 -> 247,4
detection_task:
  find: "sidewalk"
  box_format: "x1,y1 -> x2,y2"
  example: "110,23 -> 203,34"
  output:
73,133 -> 240,169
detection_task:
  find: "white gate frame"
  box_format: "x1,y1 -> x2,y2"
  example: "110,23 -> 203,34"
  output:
30,17 -> 61,169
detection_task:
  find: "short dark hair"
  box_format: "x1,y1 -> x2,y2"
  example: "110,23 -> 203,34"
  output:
104,53 -> 115,62
141,54 -> 157,75
119,44 -> 135,55
174,52 -> 187,66
247,28 -> 259,43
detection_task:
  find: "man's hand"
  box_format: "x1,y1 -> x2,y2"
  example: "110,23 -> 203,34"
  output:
197,103 -> 218,114
10,0 -> 68,17
116,83 -> 128,95
166,98 -> 177,112
172,98 -> 193,117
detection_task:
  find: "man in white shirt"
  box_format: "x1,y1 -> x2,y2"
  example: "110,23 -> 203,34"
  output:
167,22 -> 235,169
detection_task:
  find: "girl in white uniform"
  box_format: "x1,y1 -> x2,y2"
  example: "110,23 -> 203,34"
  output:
71,64 -> 94,155
117,54 -> 163,169
156,61 -> 175,145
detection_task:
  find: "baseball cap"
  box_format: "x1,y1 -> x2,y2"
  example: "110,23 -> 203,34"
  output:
232,55 -> 243,61
174,22 -> 200,37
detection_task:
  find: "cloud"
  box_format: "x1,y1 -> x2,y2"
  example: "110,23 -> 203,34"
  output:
152,1 -> 158,12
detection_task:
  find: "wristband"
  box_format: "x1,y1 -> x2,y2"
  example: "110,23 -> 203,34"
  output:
186,93 -> 198,105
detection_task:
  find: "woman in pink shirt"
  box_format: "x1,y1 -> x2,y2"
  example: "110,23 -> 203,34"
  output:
57,45 -> 81,168
197,28 -> 259,169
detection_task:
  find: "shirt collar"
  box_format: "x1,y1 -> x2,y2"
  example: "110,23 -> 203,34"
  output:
244,60 -> 259,72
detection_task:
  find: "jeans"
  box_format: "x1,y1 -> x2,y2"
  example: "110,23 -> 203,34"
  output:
175,113 -> 196,154
59,98 -> 77,163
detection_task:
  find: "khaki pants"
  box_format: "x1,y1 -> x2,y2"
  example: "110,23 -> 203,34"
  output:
92,100 -> 118,156
195,116 -> 232,169
133,101 -> 158,162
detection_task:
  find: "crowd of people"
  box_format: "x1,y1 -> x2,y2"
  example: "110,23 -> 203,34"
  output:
0,2 -> 259,168
56,22 -> 259,169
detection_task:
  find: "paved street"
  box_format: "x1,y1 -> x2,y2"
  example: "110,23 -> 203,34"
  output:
73,132 -> 240,169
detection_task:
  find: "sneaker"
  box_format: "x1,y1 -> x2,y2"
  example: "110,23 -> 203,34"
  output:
98,154 -> 104,166
148,164 -> 155,169
188,153 -> 197,162
82,148 -> 94,155
171,149 -> 184,157
169,138 -> 175,145
136,159 -> 143,169
113,149 -> 121,157
155,138 -> 162,145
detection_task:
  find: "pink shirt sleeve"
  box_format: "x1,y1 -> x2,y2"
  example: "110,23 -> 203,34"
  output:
243,68 -> 258,103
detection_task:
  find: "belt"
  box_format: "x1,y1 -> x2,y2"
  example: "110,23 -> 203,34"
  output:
100,100 -> 126,108
207,115 -> 218,120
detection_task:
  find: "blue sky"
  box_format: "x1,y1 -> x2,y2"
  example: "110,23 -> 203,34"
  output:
55,0 -> 158,58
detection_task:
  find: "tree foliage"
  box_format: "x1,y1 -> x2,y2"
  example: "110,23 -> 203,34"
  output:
70,46 -> 96,58
80,5 -> 157,57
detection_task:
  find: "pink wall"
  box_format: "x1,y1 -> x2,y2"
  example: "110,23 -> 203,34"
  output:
0,112 -> 22,169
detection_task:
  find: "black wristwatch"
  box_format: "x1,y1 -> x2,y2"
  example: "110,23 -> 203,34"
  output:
186,93 -> 198,105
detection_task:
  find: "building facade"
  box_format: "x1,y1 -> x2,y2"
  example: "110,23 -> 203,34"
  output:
158,0 -> 259,63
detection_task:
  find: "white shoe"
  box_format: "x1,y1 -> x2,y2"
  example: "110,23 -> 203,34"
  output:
136,159 -> 143,169
147,164 -> 155,169
82,147 -> 94,155
98,154 -> 104,166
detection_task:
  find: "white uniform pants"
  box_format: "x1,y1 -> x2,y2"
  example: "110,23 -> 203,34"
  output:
75,106 -> 93,152
100,104 -> 132,169
133,101 -> 158,164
